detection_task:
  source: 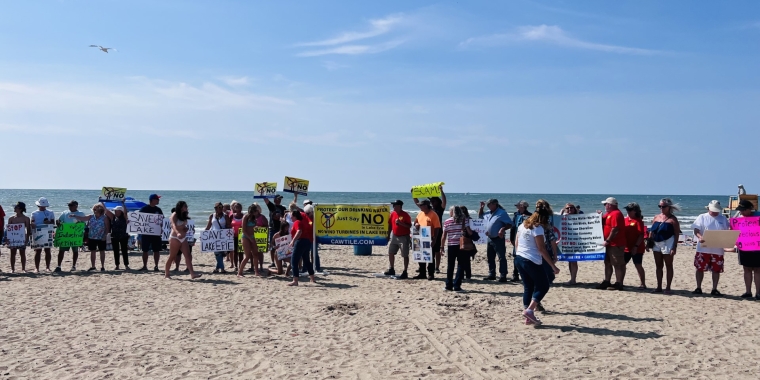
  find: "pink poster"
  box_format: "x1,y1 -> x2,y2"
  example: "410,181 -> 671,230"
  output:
731,216 -> 760,251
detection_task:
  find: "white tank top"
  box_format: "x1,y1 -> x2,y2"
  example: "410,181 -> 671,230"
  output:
211,214 -> 227,231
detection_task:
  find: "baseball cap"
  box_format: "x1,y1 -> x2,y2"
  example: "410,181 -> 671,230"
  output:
391,199 -> 404,206
624,202 -> 640,211
274,194 -> 283,199
149,194 -> 161,201
486,198 -> 499,205
419,199 -> 432,207
514,200 -> 529,207
736,200 -> 754,211
601,197 -> 618,206
67,200 -> 78,206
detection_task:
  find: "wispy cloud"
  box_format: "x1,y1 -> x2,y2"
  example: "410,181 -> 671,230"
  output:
461,25 -> 660,55
218,76 -> 251,87
322,61 -> 350,71
297,40 -> 404,57
296,15 -> 403,47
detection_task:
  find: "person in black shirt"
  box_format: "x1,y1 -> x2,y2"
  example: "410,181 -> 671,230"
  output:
139,194 -> 163,272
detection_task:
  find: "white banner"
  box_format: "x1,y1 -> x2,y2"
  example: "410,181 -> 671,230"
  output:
469,219 -> 487,244
32,225 -> 54,248
200,229 -> 234,252
127,212 -> 164,236
5,223 -> 26,247
412,226 -> 433,263
556,213 -> 606,261
275,235 -> 293,260
162,218 -> 196,242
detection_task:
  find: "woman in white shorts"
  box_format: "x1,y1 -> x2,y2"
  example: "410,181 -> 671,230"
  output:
648,198 -> 681,294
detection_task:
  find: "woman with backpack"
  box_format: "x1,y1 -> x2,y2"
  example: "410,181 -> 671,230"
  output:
205,202 -> 232,273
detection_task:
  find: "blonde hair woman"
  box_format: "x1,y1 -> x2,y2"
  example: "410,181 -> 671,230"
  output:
69,203 -> 111,272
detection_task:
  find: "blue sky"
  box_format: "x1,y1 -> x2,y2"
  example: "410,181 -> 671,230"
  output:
1,0 -> 758,195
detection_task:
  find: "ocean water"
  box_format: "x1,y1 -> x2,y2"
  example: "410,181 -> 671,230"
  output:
1,189 -> 728,229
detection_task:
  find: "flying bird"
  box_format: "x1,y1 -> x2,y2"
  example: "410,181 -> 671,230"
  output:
89,45 -> 116,53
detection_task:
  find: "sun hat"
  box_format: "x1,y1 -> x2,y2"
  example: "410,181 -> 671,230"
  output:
706,200 -> 722,213
35,197 -> 50,207
113,206 -> 125,213
391,200 -> 404,206
149,194 -> 161,201
304,204 -> 314,214
601,197 -> 618,206
303,199 -> 313,206
735,200 -> 754,211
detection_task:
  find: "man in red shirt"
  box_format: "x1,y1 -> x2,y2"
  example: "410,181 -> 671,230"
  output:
596,197 -> 628,290
623,202 -> 647,289
385,200 -> 412,278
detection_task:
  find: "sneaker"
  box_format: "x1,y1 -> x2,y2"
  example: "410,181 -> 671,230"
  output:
484,275 -> 496,281
54,267 -> 62,273
524,317 -> 534,325
611,282 -> 624,291
124,265 -> 131,270
153,266 -> 159,272
444,286 -> 453,291
498,277 -> 508,283
70,265 -> 76,272
512,274 -> 521,282
398,271 -> 408,279
383,268 -> 396,276
453,287 -> 463,292
413,273 -> 427,280
87,267 -> 96,272
140,266 -> 148,271
595,281 -> 612,290
710,289 -> 723,297
100,267 -> 105,272
522,309 -> 542,326
692,288 -> 703,295
741,292 -> 753,298
427,275 -> 435,281
755,295 -> 760,301
115,265 -> 120,270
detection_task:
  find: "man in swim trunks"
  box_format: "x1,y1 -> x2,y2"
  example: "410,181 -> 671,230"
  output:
139,194 -> 164,272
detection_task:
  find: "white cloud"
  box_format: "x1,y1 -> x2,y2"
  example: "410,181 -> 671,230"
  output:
219,76 -> 251,87
296,15 -> 403,47
322,61 -> 350,71
297,40 -> 404,57
461,25 -> 659,55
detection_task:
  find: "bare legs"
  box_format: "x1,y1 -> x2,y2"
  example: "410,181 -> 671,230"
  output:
90,249 -> 105,270
567,262 -> 578,284
653,252 -> 674,291
238,238 -> 260,277
742,267 -> 760,295
634,262 -> 646,288
695,270 -> 720,292
10,248 -> 26,272
33,248 -> 52,272
165,239 -> 200,279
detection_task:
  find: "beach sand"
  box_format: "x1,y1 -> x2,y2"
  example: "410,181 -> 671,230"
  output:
0,244 -> 759,379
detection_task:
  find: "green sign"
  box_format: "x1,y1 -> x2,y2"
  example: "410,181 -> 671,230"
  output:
54,223 -> 85,248
237,227 -> 269,254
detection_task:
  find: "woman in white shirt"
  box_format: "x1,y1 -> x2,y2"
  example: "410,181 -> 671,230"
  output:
514,209 -> 560,326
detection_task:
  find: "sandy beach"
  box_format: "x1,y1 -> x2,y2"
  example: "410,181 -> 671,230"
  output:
0,243 -> 758,379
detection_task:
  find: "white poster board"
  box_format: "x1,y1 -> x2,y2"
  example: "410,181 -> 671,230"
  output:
556,213 -> 605,261
162,218 -> 196,242
200,229 -> 234,252
32,225 -> 54,249
412,226 -> 433,263
469,219 -> 487,244
127,212 -> 164,236
275,235 -> 293,260
5,223 -> 26,247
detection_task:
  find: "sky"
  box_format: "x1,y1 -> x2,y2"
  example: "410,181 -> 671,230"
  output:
1,0 -> 758,195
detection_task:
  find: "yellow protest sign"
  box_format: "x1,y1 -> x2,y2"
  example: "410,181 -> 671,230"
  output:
283,176 -> 309,195
254,182 -> 278,199
237,227 -> 269,253
100,187 -> 127,201
314,204 -> 390,245
411,182 -> 444,198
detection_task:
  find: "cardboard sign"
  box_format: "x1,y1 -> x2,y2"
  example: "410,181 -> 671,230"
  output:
254,182 -> 278,199
412,226 -> 433,263
283,176 -> 309,195
54,223 -> 85,248
469,218 -> 487,244
162,218 -> 196,242
100,187 -> 127,202
275,235 -> 293,260
731,216 -> 760,251
5,223 -> 26,247
200,229 -> 235,252
128,212 -> 164,236
411,182 -> 444,198
32,225 -> 54,249
702,230 -> 741,249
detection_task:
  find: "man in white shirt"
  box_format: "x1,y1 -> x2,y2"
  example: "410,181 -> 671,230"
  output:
691,200 -> 730,296
30,197 -> 55,273
56,200 -> 85,272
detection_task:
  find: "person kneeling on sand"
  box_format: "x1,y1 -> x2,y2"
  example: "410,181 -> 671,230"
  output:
288,210 -> 315,286
384,200 -> 412,279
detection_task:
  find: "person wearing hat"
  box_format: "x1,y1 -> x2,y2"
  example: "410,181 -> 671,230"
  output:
738,184 -> 747,196
414,199 -> 441,280
478,198 -> 513,282
623,202 -> 647,289
7,202 -> 31,273
649,198 -> 681,294
595,197 -> 627,291
105,201 -> 131,270
413,185 -> 447,273
138,194 -> 164,271
691,200 -> 731,296
385,200 -> 412,279
733,200 -> 760,299
55,200 -> 86,272
30,197 -> 55,273
510,200 -> 532,282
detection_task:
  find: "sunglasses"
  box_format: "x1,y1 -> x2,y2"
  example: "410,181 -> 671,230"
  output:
658,205 -> 670,208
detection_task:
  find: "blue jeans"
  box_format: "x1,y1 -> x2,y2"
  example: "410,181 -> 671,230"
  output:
486,237 -> 507,278
515,256 -> 551,308
291,239 -> 314,278
214,252 -> 225,270
314,243 -> 321,272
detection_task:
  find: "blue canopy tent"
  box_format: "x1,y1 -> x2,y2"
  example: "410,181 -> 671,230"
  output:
102,197 -> 147,212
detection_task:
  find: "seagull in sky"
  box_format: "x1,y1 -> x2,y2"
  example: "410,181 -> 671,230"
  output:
89,45 -> 116,53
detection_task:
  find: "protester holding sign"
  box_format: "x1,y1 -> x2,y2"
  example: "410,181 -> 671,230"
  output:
478,199 -> 513,282
414,200 -> 441,280
104,201 -> 131,270
30,197 -> 55,273
7,202 -> 30,273
691,200 -> 730,296
139,194 -> 163,272
413,185 -> 446,273
287,210 -> 315,286
731,200 -> 760,299
164,201 -> 201,279
623,203 -> 647,289
515,209 -> 560,326
561,203 -> 581,285
205,202 -> 232,273
69,203 -> 111,272
55,200 -> 85,272
247,204 -> 268,273
238,204 -> 265,277
649,198 -> 682,294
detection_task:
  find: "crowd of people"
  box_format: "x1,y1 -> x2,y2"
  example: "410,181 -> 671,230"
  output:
3,191 -> 760,325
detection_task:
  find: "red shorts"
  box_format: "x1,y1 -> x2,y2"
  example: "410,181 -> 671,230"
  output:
694,252 -> 724,273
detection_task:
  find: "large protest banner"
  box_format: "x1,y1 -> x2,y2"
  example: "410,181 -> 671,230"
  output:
254,182 -> 278,199
128,212 -> 164,236
236,227 -> 269,253
32,225 -> 55,249
99,187 -> 127,202
412,226 -> 433,263
54,223 -> 85,248
162,218 -> 196,242
555,213 -> 605,261
731,217 -> 760,251
469,218 -> 487,244
275,235 -> 292,260
411,182 -> 444,198
200,229 -> 234,252
314,204 -> 390,245
5,223 -> 26,247
283,176 -> 309,195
